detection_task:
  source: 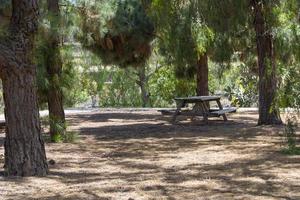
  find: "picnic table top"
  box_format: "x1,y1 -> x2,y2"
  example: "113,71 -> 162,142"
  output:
174,96 -> 221,102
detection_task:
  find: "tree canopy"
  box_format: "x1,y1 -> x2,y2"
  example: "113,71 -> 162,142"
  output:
77,0 -> 155,68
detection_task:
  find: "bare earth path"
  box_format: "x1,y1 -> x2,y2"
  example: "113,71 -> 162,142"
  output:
0,109 -> 299,200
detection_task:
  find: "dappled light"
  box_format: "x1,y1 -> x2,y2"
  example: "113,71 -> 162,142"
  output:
0,0 -> 299,199
1,110 -> 299,199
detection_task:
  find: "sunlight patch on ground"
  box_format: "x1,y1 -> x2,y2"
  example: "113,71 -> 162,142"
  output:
157,148 -> 257,168
0,110 -> 299,200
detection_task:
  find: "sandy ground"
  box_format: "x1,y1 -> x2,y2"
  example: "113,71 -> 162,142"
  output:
0,109 -> 299,200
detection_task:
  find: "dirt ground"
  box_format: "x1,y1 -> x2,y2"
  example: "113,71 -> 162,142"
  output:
0,109 -> 299,200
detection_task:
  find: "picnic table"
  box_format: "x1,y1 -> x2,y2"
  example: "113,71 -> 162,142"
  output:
160,96 -> 236,123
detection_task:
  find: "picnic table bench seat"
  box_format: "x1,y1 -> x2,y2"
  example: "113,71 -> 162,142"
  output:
209,108 -> 237,115
159,96 -> 236,123
159,107 -> 236,116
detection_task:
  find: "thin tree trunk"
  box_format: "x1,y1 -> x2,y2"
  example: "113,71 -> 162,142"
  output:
46,0 -> 66,141
137,66 -> 151,107
196,53 -> 209,96
251,0 -> 282,125
0,0 -> 48,176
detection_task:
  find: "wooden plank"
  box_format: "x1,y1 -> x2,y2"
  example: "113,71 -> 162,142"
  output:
216,99 -> 227,121
210,108 -> 237,115
159,108 -> 236,117
158,110 -> 176,115
174,96 -> 220,102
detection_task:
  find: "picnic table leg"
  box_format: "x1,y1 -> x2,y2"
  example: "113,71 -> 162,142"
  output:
191,103 -> 200,121
216,100 -> 228,121
199,102 -> 209,124
172,100 -> 185,123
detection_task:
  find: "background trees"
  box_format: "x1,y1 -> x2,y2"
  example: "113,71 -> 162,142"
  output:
151,0 -> 213,97
77,0 -> 155,107
0,0 -> 298,120
45,0 -> 66,141
0,0 -> 299,177
251,0 -> 282,125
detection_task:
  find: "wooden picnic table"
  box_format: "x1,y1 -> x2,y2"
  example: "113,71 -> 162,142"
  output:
160,96 -> 236,123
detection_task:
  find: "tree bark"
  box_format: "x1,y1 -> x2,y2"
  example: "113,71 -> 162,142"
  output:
0,0 -> 48,176
46,0 -> 66,141
196,53 -> 209,96
2,71 -> 48,176
251,0 -> 282,125
137,66 -> 151,107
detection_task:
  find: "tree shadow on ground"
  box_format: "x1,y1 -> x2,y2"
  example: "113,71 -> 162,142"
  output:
0,111 -> 299,200
37,111 -> 298,199
42,150 -> 300,199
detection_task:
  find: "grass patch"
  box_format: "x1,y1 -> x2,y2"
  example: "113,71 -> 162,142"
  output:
281,147 -> 300,155
43,131 -> 79,143
41,115 -> 79,143
63,131 -> 79,143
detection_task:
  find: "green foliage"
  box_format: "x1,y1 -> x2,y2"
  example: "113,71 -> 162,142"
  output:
49,115 -> 66,142
210,61 -> 258,107
99,67 -> 142,107
151,0 -> 251,79
149,65 -> 196,107
225,76 -> 258,107
42,115 -> 78,143
281,116 -> 300,155
149,66 -> 177,106
2,0 -> 299,112
275,0 -> 300,109
78,0 -> 155,67
85,63 -> 198,108
152,0 -> 213,79
61,45 -> 90,106
35,0 -> 94,110
278,65 -> 300,109
45,130 -> 79,143
51,133 -> 63,143
63,131 -> 79,143
36,41 -> 89,108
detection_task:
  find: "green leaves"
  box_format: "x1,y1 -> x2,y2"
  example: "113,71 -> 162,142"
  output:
192,23 -> 214,55
77,0 -> 155,68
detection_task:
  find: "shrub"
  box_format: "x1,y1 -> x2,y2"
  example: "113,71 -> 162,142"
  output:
281,116 -> 300,155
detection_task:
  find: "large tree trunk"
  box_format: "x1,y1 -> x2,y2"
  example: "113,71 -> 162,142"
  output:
46,0 -> 66,141
0,0 -> 48,176
137,66 -> 151,107
251,0 -> 282,125
2,72 -> 48,176
196,53 -> 209,96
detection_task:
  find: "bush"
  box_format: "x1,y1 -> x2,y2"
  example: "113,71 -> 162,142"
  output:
43,131 -> 79,143
281,116 -> 300,155
63,131 -> 79,143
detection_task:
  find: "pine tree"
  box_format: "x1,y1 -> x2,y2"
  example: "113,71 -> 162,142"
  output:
78,0 -> 155,68
77,0 -> 155,106
46,0 -> 66,142
152,0 -> 287,125
251,0 -> 282,125
202,0 -> 286,124
151,1 -> 216,97
0,0 -> 48,176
